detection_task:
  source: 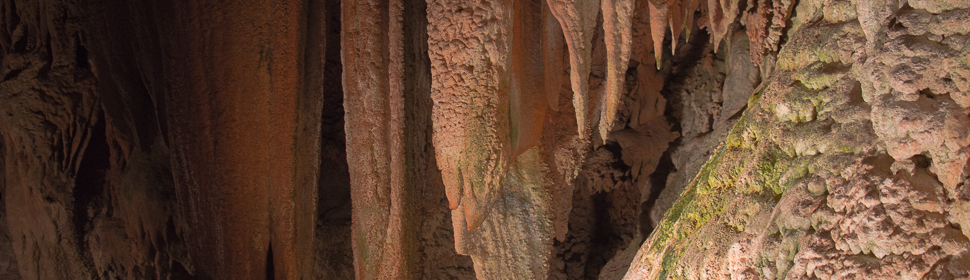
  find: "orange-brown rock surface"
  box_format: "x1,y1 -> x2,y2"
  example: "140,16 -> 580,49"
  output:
547,0 -> 601,140
1,0 -> 969,279
162,0 -> 316,278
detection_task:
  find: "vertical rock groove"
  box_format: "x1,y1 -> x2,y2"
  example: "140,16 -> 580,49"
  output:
269,1 -> 315,279
510,0 -> 546,157
313,0 -> 356,277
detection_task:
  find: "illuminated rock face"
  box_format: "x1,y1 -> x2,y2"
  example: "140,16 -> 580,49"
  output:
1,0 -> 969,279
625,0 -> 970,278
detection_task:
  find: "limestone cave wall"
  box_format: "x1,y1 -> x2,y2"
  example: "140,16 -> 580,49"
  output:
0,0 -> 967,279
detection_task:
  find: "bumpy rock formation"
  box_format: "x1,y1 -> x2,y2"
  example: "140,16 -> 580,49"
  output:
1,0 -> 968,279
626,0 -> 970,278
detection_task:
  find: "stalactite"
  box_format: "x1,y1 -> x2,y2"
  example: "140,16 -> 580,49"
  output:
267,1 -> 315,279
648,0 -> 668,67
546,0 -> 601,139
426,0 -> 514,236
743,0 -> 771,66
599,0 -> 635,142
426,0 -> 557,277
682,0 -> 699,39
705,0 -> 741,52
511,0 -> 549,157
667,0 -> 683,55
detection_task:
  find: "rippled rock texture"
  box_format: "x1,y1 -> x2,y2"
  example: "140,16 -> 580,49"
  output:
1,0 -> 968,279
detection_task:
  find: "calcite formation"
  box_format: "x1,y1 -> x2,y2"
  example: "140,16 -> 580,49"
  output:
547,0 -> 601,139
625,0 -> 970,279
340,0 -> 400,277
1,0 -> 969,279
600,0 -> 635,142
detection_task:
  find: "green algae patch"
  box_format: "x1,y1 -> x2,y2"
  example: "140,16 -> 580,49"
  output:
795,62 -> 848,91
757,149 -> 789,195
640,99 -> 762,278
628,59 -> 835,278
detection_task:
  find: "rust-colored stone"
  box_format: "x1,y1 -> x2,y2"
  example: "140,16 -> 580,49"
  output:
162,0 -> 312,278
